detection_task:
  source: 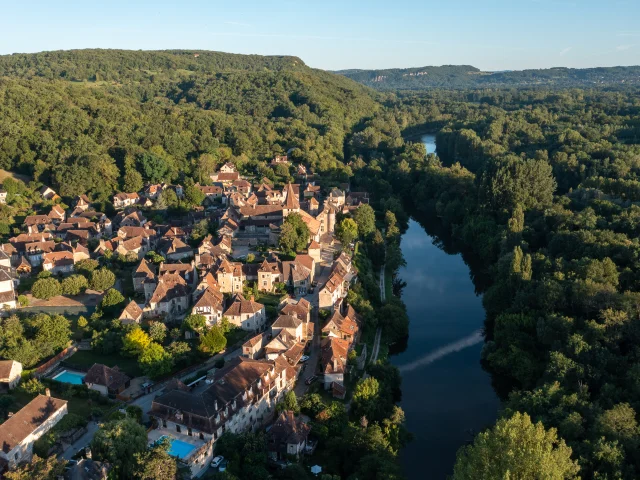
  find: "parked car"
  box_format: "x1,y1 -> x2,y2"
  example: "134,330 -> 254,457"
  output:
219,460 -> 228,472
211,456 -> 225,468
305,375 -> 318,385
299,355 -> 310,363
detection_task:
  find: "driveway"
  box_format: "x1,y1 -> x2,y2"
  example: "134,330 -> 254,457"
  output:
61,421 -> 99,460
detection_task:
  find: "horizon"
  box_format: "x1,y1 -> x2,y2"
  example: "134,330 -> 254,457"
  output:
2,0 -> 640,71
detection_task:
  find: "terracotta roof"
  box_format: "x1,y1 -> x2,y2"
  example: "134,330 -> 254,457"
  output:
237,204 -> 284,218
0,395 -> 67,453
134,258 -> 156,279
48,205 -> 65,219
0,360 -> 19,381
298,210 -> 320,235
23,215 -> 51,226
244,333 -> 267,349
84,363 -> 130,390
308,240 -> 321,250
272,314 -> 302,330
43,251 -> 74,267
193,287 -> 224,310
217,172 -> 240,182
224,294 -> 264,317
120,300 -> 143,322
149,274 -> 190,304
159,237 -> 193,256
283,183 -> 300,210
118,226 -> 156,239
269,411 -> 310,447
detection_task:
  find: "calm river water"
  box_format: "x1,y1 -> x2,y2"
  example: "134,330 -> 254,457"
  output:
392,134 -> 499,479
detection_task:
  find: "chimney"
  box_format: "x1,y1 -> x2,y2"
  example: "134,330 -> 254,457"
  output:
45,388 -> 51,397
250,295 -> 255,302
7,412 -> 13,418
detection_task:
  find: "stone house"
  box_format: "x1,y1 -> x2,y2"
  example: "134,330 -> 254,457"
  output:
223,294 -> 266,331
0,360 -> 22,391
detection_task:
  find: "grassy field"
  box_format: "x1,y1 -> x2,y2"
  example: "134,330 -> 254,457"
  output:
0,169 -> 31,184
67,350 -> 143,377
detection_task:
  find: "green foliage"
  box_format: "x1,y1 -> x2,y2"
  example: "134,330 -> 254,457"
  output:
122,327 -> 151,357
61,274 -> 88,296
91,417 -> 148,480
183,184 -> 206,207
31,277 -> 61,300
354,203 -> 376,237
75,259 -> 99,276
100,288 -> 125,311
89,268 -> 116,291
4,454 -> 65,480
134,437 -> 178,480
276,390 -> 300,414
138,342 -> 173,378
279,213 -> 310,254
453,412 -> 579,479
335,217 -> 358,246
148,321 -> 167,343
182,314 -> 206,333
199,325 -> 227,354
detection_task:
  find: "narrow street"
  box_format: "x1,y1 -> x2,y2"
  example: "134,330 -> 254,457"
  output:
61,421 -> 99,460
294,306 -> 321,397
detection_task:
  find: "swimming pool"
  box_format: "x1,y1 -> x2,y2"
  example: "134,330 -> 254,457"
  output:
157,435 -> 197,459
52,370 -> 86,385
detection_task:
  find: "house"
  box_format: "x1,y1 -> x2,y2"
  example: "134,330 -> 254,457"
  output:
0,189 -> 7,204
280,298 -> 312,324
191,287 -> 224,327
0,360 -> 22,391
39,186 -> 58,201
267,411 -> 310,460
113,192 -> 140,209
320,337 -> 349,391
282,256 -> 314,296
159,262 -> 197,286
0,266 -> 16,310
42,251 -> 75,275
48,205 -> 66,223
119,300 -> 144,325
146,274 -> 190,320
307,240 -> 321,264
74,194 -> 91,211
212,172 -> 240,185
328,188 -> 346,207
322,309 -> 359,345
158,238 -> 194,262
220,162 -> 237,174
0,393 -> 67,469
318,271 -> 345,312
211,256 -> 244,293
197,184 -> 223,199
150,356 -> 292,445
257,255 -> 282,292
271,314 -> 303,342
223,294 -> 266,331
116,210 -> 146,227
271,155 -> 289,166
83,363 -> 131,396
133,258 -> 156,296
232,179 -> 252,196
242,333 -> 268,360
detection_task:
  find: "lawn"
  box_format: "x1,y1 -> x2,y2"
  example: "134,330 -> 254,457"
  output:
66,350 -> 143,378
255,291 -> 284,307
225,327 -> 249,348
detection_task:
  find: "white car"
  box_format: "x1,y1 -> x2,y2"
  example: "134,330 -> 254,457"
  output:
299,355 -> 310,363
211,456 -> 225,468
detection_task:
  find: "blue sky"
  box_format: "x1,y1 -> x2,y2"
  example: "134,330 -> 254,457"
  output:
2,0 -> 639,71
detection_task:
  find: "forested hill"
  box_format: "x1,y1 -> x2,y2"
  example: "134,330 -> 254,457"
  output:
0,49 -> 378,200
336,64 -> 640,90
0,49 -> 307,81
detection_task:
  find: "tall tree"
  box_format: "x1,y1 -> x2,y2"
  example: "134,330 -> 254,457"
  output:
91,418 -> 148,480
453,412 -> 579,480
279,213 -> 310,254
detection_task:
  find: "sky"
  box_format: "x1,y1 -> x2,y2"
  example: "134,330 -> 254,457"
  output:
2,0 -> 640,71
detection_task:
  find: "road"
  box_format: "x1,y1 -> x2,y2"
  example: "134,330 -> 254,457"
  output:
294,306 -> 321,397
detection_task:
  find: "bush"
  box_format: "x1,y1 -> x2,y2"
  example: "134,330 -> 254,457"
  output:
31,277 -> 62,300
17,295 -> 29,306
18,377 -> 45,395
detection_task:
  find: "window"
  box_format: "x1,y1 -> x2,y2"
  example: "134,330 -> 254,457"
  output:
188,428 -> 192,436
176,425 -> 181,433
163,420 -> 167,428
199,432 -> 204,440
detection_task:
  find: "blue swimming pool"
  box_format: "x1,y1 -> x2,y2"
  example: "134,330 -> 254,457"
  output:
157,435 -> 197,459
52,370 -> 86,385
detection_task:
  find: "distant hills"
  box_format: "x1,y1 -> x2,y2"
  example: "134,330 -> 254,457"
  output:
335,64 -> 640,90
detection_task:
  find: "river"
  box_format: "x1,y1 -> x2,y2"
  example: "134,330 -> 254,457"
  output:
392,134 -> 499,479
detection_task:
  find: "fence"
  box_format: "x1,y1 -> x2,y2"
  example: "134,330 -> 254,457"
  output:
34,344 -> 79,378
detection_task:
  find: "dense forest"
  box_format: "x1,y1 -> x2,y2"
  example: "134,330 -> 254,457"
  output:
338,64 -> 640,90
349,87 -> 640,478
0,49 -> 378,202
4,48 -> 640,478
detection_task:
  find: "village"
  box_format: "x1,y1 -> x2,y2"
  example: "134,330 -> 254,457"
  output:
0,156 -> 376,479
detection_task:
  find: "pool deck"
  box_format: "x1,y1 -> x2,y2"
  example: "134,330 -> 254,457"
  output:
148,428 -> 205,457
148,428 -> 213,477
